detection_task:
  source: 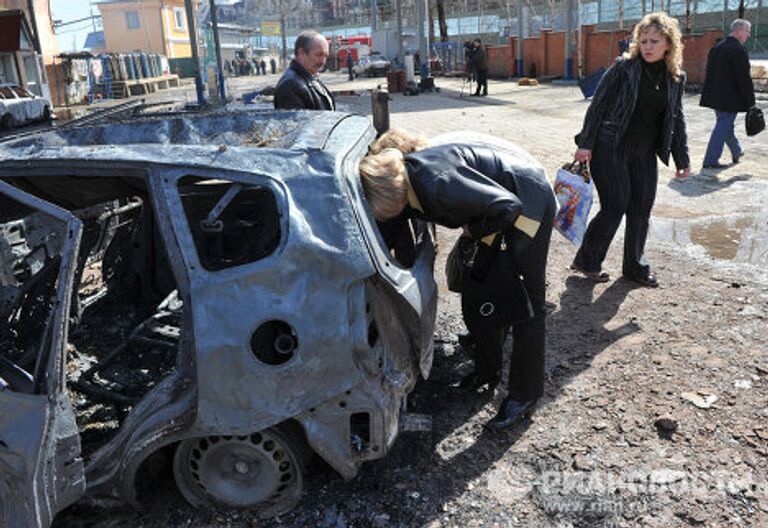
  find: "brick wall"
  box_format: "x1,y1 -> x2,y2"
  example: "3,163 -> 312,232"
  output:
487,24 -> 724,84
682,29 -> 722,84
486,44 -> 512,77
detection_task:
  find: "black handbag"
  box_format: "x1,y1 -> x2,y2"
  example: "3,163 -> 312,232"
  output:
445,235 -> 474,293
746,106 -> 765,137
461,241 -> 534,327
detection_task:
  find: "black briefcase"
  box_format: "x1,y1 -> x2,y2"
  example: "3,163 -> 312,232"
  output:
746,106 -> 765,136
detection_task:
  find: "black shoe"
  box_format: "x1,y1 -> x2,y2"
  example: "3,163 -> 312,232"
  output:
733,151 -> 744,164
485,398 -> 536,430
702,162 -> 728,169
624,272 -> 659,288
471,92 -> 480,97
452,372 -> 500,392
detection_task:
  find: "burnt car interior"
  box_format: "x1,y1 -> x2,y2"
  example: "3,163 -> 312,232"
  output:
1,175 -> 180,457
1,173 -> 283,460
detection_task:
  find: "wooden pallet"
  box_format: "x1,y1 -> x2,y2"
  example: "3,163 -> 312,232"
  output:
98,74 -> 181,99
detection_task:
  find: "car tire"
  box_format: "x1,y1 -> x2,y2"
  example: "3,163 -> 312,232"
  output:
172,425 -> 310,517
42,106 -> 51,123
1,114 -> 14,130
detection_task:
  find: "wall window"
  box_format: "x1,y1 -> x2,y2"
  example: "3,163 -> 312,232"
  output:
0,54 -> 19,85
125,11 -> 140,30
173,7 -> 186,31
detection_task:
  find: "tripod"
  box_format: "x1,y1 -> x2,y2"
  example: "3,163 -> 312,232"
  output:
460,74 -> 474,98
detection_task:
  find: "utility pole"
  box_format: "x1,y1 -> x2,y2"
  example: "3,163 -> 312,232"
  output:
396,0 -> 404,64
184,0 -> 206,106
564,0 -> 573,80
371,0 -> 377,32
417,0 -> 429,77
516,0 -> 523,77
209,0 -> 226,100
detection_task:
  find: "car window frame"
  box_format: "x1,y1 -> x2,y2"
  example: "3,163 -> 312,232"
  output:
158,167 -> 290,278
11,86 -> 32,99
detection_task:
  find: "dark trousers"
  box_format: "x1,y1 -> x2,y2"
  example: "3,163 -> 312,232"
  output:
573,140 -> 658,279
462,208 -> 554,401
475,68 -> 488,95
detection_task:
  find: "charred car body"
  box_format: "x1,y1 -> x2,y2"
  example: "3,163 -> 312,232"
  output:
0,109 -> 437,527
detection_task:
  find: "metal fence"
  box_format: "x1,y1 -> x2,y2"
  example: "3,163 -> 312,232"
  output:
311,0 -> 767,53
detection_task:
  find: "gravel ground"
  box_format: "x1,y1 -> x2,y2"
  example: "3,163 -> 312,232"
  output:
54,72 -> 767,528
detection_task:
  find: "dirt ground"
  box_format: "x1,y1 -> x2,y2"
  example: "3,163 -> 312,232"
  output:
54,73 -> 767,527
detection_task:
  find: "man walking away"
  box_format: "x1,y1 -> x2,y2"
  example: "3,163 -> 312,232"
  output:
270,57 -> 277,75
274,30 -> 336,111
700,19 -> 755,169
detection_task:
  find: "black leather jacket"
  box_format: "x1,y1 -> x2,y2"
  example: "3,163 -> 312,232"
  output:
404,144 -> 555,241
575,57 -> 690,170
274,60 -> 336,111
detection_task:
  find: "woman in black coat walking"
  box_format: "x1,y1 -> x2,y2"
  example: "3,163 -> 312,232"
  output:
360,140 -> 556,429
572,12 -> 690,288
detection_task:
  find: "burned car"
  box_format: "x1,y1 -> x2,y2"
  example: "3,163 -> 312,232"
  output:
0,108 -> 436,527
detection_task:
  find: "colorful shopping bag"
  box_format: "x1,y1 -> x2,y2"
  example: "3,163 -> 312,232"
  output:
553,161 -> 595,247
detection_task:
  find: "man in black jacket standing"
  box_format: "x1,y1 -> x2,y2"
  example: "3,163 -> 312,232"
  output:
274,30 -> 336,111
700,19 -> 755,169
468,38 -> 488,96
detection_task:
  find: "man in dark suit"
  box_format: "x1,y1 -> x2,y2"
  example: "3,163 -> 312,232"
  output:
700,19 -> 755,169
274,30 -> 336,111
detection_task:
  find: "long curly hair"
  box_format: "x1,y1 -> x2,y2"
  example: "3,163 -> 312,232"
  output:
627,12 -> 684,82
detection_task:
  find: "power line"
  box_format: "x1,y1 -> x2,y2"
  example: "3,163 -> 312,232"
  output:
53,14 -> 101,28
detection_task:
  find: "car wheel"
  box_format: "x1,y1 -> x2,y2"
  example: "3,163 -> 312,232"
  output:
1,114 -> 14,130
42,106 -> 51,122
173,427 -> 306,517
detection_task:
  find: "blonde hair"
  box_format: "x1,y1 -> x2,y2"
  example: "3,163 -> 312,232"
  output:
628,12 -> 684,82
359,148 -> 409,221
369,129 -> 428,155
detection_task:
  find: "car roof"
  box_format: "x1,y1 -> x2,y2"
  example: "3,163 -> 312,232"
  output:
0,107 -> 374,180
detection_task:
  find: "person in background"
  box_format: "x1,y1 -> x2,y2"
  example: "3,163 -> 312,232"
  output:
468,38 -> 488,96
260,59 -> 267,76
347,52 -> 355,81
360,135 -> 556,430
571,12 -> 690,289
274,30 -> 335,111
270,57 -> 277,75
700,19 -> 755,169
